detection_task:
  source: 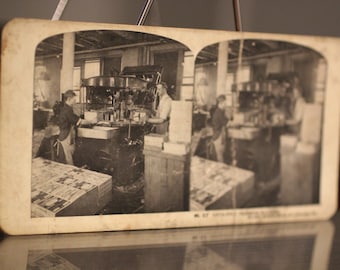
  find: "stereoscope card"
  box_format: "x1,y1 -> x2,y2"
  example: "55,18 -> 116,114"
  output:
0,18 -> 339,235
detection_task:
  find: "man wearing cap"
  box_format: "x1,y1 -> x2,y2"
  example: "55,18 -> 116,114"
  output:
57,90 -> 91,165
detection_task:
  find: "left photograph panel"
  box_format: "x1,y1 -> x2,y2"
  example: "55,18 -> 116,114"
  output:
31,30 -> 193,217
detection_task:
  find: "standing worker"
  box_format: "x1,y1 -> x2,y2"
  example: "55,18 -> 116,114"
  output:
155,82 -> 172,120
287,86 -> 306,135
152,82 -> 172,134
57,90 -> 93,165
212,95 -> 229,163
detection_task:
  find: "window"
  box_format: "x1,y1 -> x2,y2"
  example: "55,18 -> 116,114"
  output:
73,67 -> 81,90
84,59 -> 100,79
236,66 -> 251,83
226,73 -> 235,93
226,65 -> 251,92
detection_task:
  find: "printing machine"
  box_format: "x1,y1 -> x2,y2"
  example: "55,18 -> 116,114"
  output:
74,65 -> 163,186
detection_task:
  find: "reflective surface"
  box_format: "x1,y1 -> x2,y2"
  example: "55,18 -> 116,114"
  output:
0,213 -> 339,270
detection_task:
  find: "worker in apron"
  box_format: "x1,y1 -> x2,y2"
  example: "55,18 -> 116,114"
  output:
154,82 -> 172,134
56,90 -> 91,165
212,95 -> 229,163
287,86 -> 306,135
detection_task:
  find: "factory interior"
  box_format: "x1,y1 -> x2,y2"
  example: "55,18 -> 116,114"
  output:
31,30 -> 326,217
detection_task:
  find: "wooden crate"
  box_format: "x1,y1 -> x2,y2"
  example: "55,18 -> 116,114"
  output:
280,141 -> 320,205
143,149 -> 190,212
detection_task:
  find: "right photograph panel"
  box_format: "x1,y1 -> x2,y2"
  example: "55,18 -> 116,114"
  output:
190,39 -> 326,210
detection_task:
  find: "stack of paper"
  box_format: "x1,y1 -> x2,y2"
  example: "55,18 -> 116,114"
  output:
280,137 -> 320,205
144,133 -> 167,150
84,111 -> 103,122
280,135 -> 298,154
300,104 -> 322,144
163,141 -> 190,155
31,158 -> 112,217
190,156 -> 254,210
168,101 -> 192,143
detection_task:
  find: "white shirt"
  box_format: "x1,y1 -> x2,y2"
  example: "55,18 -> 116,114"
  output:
157,94 -> 172,120
294,97 -> 306,123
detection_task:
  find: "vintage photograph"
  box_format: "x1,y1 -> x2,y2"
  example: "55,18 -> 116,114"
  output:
32,32 -> 327,217
31,29 -> 193,217
1,18 -> 338,234
191,39 -> 326,210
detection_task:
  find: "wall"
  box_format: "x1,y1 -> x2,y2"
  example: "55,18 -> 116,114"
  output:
194,64 -> 217,109
34,57 -> 61,108
121,48 -> 141,69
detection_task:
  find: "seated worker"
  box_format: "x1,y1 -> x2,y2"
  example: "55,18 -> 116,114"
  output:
212,95 -> 229,163
57,90 -> 94,165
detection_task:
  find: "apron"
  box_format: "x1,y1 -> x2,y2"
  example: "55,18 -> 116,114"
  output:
213,128 -> 226,163
57,125 -> 76,165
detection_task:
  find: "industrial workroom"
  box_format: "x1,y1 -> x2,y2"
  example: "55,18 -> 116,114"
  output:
1,0 -> 338,269
191,39 -> 324,210
31,30 -> 324,217
32,29 -> 193,217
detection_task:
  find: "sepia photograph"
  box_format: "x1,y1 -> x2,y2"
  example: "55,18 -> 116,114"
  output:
190,39 -> 326,210
31,29 -> 193,217
32,31 -> 328,217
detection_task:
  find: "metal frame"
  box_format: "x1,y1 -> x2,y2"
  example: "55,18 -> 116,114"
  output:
137,0 -> 243,31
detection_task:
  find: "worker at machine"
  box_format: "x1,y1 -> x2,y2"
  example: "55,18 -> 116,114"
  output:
56,90 -> 94,165
155,82 -> 172,120
212,95 -> 229,163
151,82 -> 172,134
287,85 -> 306,134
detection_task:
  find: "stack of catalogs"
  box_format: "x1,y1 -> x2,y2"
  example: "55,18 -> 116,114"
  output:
31,158 -> 112,217
163,141 -> 190,155
163,101 -> 192,155
280,136 -> 320,205
280,135 -> 298,154
300,104 -> 322,144
84,111 -> 103,122
78,126 -> 118,140
228,127 -> 260,140
144,133 -> 168,151
168,101 -> 192,143
190,156 -> 255,210
280,104 -> 322,205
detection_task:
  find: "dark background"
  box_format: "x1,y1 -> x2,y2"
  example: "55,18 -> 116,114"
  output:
0,0 -> 340,37
0,0 -> 339,209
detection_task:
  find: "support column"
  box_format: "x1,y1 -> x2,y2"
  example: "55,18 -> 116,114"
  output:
60,32 -> 75,95
176,50 -> 184,100
216,41 -> 228,97
180,51 -> 195,101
